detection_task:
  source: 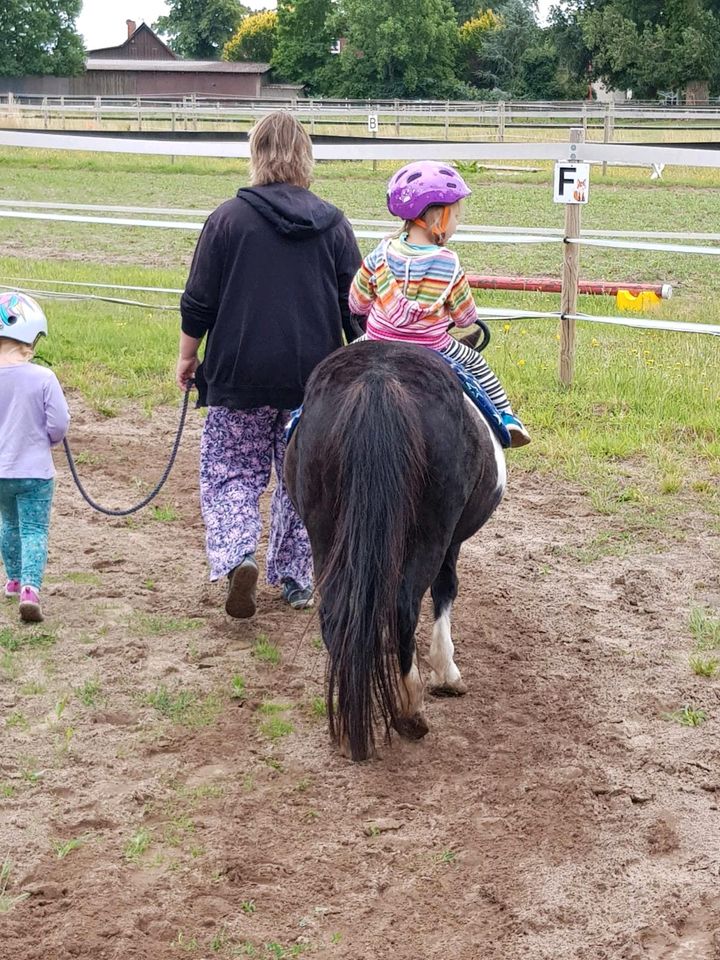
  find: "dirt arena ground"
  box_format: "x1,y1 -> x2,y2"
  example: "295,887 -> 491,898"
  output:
1,400 -> 719,960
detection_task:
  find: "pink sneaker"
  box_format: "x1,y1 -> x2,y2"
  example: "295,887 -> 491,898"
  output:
19,586 -> 44,623
4,579 -> 21,600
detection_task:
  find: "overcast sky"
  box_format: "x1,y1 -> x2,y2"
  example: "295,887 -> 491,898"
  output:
77,1 -> 554,51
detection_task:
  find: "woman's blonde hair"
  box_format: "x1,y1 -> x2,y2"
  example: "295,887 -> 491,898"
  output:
248,111 -> 314,189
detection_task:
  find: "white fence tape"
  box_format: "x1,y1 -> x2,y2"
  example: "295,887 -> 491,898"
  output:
570,237 -> 720,256
5,128 -> 720,167
4,200 -> 720,244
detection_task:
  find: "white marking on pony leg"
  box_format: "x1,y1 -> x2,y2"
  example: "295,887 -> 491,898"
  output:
396,653 -> 429,740
428,605 -> 467,696
400,653 -> 424,716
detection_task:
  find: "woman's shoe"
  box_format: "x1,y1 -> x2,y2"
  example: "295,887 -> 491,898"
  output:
281,578 -> 314,610
19,586 -> 43,623
501,412 -> 531,448
225,554 -> 258,619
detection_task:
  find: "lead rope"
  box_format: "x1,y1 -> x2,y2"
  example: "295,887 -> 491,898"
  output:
63,383 -> 194,517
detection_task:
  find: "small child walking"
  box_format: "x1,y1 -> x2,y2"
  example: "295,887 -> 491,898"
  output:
0,293 -> 69,622
349,161 -> 530,447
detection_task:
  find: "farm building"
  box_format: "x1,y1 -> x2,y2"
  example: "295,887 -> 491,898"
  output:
0,20 -> 301,100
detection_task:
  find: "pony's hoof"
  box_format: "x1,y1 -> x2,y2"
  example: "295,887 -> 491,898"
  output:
428,674 -> 468,697
394,712 -> 430,741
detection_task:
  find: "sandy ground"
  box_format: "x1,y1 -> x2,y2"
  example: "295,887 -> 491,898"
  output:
1,400 -> 719,960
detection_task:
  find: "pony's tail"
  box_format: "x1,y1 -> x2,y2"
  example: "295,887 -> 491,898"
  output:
320,374 -> 426,761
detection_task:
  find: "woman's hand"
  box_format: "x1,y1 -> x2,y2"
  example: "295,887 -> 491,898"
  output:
176,354 -> 199,392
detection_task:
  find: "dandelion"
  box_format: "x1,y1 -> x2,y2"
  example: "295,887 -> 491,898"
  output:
591,338 -> 599,347
517,358 -> 526,367
503,323 -> 512,333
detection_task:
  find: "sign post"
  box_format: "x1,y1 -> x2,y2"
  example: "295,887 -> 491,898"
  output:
368,112 -> 378,171
555,128 -> 587,386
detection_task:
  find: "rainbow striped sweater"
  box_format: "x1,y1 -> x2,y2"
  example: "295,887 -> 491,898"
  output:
349,235 -> 477,350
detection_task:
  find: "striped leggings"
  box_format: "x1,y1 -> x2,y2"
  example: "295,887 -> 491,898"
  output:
356,335 -> 512,412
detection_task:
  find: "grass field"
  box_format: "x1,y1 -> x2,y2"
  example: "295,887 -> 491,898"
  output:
0,146 -> 718,525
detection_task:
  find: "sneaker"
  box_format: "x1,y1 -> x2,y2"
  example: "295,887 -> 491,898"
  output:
225,554 -> 258,619
19,586 -> 43,623
4,579 -> 20,600
502,412 -> 531,448
281,578 -> 314,610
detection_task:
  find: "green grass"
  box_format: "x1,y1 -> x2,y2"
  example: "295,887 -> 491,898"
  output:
144,686 -> 222,727
0,859 -> 28,913
123,827 -> 153,862
50,836 -> 87,859
0,626 -> 56,653
133,613 -> 203,636
689,654 -> 718,678
76,679 -> 101,707
252,636 -> 281,666
259,716 -> 295,741
665,705 -> 708,727
230,674 -> 248,700
690,607 -> 720,651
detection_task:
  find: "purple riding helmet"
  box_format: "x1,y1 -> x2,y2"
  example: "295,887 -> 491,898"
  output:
387,161 -> 471,220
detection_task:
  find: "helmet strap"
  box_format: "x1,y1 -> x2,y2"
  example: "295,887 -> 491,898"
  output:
412,205 -> 452,245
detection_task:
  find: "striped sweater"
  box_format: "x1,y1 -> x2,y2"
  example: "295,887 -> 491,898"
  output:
349,235 -> 477,350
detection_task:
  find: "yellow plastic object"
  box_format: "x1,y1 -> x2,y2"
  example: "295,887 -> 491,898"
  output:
616,290 -> 663,311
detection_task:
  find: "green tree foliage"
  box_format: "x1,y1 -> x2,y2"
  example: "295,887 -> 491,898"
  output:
223,10 -> 278,63
333,0 -> 460,98
457,9 -> 504,84
153,0 -> 249,59
1,0 -> 84,76
556,0 -> 720,97
272,0 -> 335,93
450,0 -> 484,22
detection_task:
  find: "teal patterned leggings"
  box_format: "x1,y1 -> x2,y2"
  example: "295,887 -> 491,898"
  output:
0,479 -> 55,590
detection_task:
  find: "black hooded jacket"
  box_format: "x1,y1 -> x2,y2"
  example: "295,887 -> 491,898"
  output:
180,183 -> 362,410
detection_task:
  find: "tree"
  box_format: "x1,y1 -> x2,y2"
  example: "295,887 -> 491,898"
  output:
1,0 -> 84,76
223,11 -> 278,63
457,10 -> 504,84
554,0 -> 720,98
333,0 -> 460,99
153,0 -> 249,59
271,0 -> 335,93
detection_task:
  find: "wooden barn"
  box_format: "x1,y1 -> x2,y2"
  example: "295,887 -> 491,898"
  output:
0,20 -> 300,100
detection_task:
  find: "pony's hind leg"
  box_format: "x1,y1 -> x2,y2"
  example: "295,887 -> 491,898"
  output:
394,592 -> 429,742
428,544 -> 468,697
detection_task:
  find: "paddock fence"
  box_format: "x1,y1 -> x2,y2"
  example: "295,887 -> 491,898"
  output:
1,128 -> 719,385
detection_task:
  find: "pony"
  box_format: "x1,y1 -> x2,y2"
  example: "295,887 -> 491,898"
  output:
284,340 -> 506,761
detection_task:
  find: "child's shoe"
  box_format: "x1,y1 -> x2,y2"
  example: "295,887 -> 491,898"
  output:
4,579 -> 21,600
19,586 -> 44,623
502,412 -> 531,448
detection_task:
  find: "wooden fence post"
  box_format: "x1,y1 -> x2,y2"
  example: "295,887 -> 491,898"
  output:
559,127 -> 584,386
602,100 -> 614,176
497,100 -> 506,142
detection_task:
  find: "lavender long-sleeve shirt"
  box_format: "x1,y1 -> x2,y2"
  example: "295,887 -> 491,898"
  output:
0,364 -> 70,479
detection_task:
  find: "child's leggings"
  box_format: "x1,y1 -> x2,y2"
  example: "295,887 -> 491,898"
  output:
0,478 -> 55,590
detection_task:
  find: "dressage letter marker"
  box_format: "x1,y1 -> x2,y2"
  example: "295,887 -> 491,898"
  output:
553,161 -> 590,204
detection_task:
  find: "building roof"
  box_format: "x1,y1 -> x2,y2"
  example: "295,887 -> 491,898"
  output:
85,59 -> 271,74
87,22 -> 177,60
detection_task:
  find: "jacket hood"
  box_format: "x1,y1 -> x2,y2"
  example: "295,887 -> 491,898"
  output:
237,183 -> 343,238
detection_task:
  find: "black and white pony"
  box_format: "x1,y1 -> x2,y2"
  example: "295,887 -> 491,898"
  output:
285,341 -> 506,761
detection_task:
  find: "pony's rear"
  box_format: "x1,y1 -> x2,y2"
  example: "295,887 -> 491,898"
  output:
285,342 -> 504,761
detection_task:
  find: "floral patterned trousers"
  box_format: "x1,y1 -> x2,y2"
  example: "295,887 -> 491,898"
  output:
200,406 -> 312,588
